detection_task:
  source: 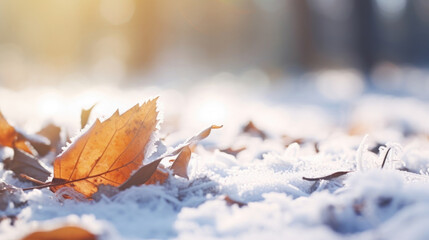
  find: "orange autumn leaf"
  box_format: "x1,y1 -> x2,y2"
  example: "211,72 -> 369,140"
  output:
0,112 -> 33,154
50,98 -> 159,198
21,226 -> 97,240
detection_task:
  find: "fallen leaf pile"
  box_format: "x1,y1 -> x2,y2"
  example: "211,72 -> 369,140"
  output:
0,97 -> 222,202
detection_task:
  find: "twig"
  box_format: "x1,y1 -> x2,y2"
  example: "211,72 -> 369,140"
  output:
380,147 -> 391,169
19,174 -> 46,186
302,171 -> 351,181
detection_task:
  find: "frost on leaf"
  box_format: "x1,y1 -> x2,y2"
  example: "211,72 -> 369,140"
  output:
50,98 -> 159,198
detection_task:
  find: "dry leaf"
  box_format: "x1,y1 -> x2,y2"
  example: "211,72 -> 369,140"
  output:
118,159 -> 163,190
242,121 -> 267,140
182,125 -> 223,147
170,146 -> 191,179
21,226 -> 97,240
282,134 -> 304,147
0,112 -> 17,148
220,147 -> 246,157
50,98 -> 159,198
3,148 -> 51,182
144,165 -> 169,185
224,196 -> 247,207
32,124 -> 62,156
119,125 -> 222,190
0,112 -> 32,154
81,103 -> 96,129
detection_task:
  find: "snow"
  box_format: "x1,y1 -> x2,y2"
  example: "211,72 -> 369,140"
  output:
1,79 -> 429,239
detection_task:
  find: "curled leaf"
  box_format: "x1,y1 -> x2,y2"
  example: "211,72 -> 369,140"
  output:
170,146 -> 191,179
50,98 -> 159,198
186,125 -> 222,145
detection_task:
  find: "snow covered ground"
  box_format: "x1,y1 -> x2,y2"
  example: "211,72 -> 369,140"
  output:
1,76 -> 429,240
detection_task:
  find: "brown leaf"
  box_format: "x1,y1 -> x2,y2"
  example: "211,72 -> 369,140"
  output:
81,103 -> 97,130
3,148 -> 51,182
21,226 -> 97,240
242,121 -> 267,140
0,112 -> 32,154
224,196 -> 247,208
184,125 -> 222,146
118,159 -> 163,190
119,125 -> 222,190
170,146 -> 191,179
50,98 -> 159,198
32,124 -> 62,156
144,165 -> 169,185
220,147 -> 246,157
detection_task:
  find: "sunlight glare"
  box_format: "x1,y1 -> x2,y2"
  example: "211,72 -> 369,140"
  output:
38,92 -> 62,116
196,99 -> 227,126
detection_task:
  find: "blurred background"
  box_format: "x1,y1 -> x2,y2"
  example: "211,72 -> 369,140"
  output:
0,0 -> 429,98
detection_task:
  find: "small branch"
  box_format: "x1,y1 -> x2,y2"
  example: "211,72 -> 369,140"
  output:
302,171 -> 351,181
19,174 -> 46,186
380,147 -> 391,169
